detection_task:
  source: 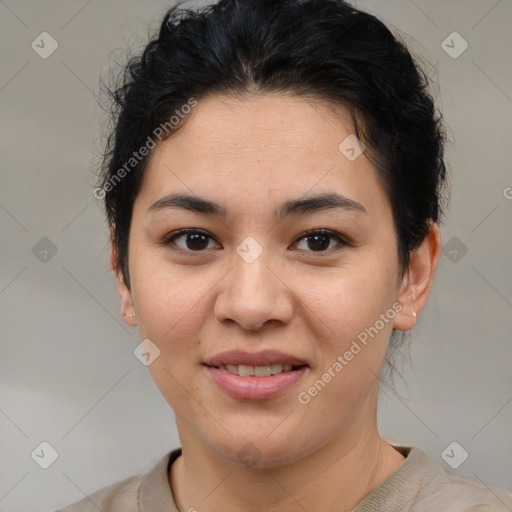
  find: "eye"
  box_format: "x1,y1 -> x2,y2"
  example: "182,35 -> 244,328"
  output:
163,228 -> 347,254
163,229 -> 220,253
293,229 -> 347,253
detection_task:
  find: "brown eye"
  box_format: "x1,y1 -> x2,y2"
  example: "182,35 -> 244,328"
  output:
165,230 -> 220,252
294,229 -> 346,253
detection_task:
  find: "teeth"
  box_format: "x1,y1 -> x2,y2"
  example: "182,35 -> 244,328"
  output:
238,364 -> 253,377
254,365 -> 272,377
218,364 -> 296,377
270,364 -> 282,375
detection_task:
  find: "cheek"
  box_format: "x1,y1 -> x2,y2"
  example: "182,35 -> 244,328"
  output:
287,256 -> 398,386
295,266 -> 394,338
130,253 -> 211,348
133,266 -> 211,411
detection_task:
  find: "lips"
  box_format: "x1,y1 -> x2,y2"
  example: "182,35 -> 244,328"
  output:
203,350 -> 309,400
203,349 -> 308,368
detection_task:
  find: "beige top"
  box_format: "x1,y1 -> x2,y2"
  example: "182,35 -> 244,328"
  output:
56,445 -> 512,511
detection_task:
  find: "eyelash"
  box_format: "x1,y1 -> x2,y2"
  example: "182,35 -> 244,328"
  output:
162,228 -> 348,255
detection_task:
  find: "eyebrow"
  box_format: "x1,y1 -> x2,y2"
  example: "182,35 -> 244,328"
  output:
147,192 -> 367,219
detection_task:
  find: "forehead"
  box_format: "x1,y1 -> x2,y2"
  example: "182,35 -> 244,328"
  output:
166,93 -> 355,155
138,93 -> 389,218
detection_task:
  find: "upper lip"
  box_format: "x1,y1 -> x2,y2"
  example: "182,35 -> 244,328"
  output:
203,350 -> 308,367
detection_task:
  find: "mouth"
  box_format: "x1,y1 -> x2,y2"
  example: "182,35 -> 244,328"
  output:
203,350 -> 309,400
206,363 -> 308,377
203,349 -> 309,369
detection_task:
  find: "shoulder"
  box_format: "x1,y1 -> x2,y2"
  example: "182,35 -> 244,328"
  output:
55,473 -> 144,512
355,445 -> 512,512
416,463 -> 512,510
55,450 -> 178,512
400,446 -> 512,511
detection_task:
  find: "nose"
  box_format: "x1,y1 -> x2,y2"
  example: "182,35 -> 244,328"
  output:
214,249 -> 294,331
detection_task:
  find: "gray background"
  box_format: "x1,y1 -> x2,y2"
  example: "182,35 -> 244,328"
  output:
1,1 -> 511,511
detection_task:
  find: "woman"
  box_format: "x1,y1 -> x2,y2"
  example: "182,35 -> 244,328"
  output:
59,0 -> 512,510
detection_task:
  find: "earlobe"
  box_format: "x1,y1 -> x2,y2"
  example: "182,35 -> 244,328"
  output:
393,272 -> 417,332
393,221 -> 441,331
110,241 -> 137,326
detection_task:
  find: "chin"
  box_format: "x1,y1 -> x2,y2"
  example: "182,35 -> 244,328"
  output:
206,429 -> 310,469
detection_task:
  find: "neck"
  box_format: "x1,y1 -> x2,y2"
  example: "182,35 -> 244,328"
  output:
170,394 -> 405,511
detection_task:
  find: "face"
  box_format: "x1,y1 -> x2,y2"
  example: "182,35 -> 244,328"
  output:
117,93 -> 419,467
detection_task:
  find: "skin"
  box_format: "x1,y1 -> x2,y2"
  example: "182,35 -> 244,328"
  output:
112,93 -> 441,511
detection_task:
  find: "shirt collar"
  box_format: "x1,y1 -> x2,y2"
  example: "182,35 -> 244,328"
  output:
138,445 -> 436,512
352,445 -> 441,512
139,447 -> 182,512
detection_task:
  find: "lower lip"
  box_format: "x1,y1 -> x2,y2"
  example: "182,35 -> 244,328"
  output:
205,365 -> 308,400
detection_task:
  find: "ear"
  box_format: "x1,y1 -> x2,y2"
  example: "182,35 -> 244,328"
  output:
110,234 -> 137,326
393,221 -> 441,331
